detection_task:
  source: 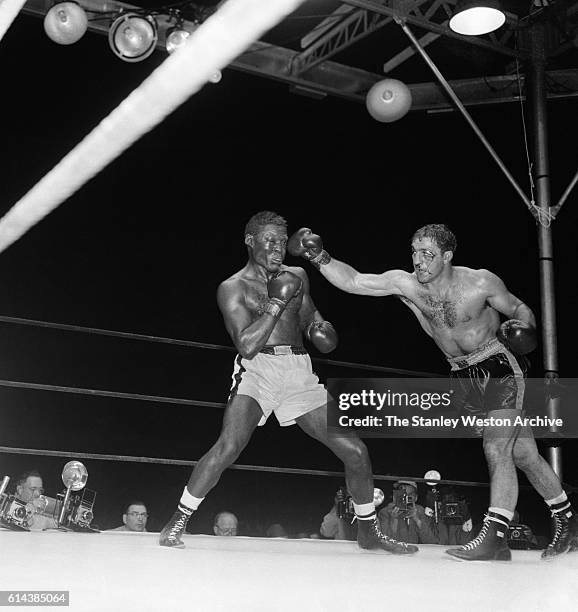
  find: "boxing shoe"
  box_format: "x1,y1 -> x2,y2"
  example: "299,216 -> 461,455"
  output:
159,506 -> 192,548
446,519 -> 511,561
541,511 -> 578,560
357,516 -> 418,555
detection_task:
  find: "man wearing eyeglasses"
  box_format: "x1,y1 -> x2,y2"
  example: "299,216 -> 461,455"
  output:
15,470 -> 58,531
213,511 -> 238,537
109,501 -> 149,532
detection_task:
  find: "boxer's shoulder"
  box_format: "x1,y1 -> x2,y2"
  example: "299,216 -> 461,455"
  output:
217,274 -> 259,309
280,264 -> 307,280
458,267 -> 504,293
218,273 -> 246,294
454,266 -> 494,281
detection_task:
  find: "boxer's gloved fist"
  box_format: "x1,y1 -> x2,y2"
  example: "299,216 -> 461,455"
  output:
265,271 -> 302,318
287,228 -> 332,269
306,320 -> 338,353
497,319 -> 537,355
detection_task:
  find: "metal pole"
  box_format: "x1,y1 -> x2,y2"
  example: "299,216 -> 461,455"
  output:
58,487 -> 72,527
527,24 -> 562,481
552,166 -> 578,216
396,20 -> 534,214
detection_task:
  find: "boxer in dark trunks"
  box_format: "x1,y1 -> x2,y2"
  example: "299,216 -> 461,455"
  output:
289,223 -> 577,561
159,211 -> 417,555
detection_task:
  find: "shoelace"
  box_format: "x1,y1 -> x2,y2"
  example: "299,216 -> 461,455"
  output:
371,519 -> 410,548
461,521 -> 490,551
547,514 -> 568,548
168,513 -> 188,541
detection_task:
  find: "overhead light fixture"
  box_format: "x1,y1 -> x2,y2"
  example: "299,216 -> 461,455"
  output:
365,78 -> 412,123
165,22 -> 222,83
449,0 -> 506,36
165,23 -> 194,54
208,69 -> 222,84
109,12 -> 158,63
44,1 -> 88,45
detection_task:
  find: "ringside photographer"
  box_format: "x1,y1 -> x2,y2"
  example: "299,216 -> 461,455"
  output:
378,481 -> 438,544
425,486 -> 473,546
319,487 -> 358,541
320,486 -> 385,541
6,471 -> 58,531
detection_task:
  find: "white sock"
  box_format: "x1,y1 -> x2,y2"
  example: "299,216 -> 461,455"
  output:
545,492 -> 568,506
179,487 -> 204,512
489,506 -> 514,522
353,501 -> 375,519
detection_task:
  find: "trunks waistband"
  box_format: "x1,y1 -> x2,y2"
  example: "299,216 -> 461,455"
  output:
260,345 -> 308,356
446,338 -> 506,371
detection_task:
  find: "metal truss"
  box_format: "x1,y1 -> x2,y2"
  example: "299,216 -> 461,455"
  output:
20,0 -> 578,110
343,0 -> 520,57
290,1 -> 396,76
290,0 -> 520,77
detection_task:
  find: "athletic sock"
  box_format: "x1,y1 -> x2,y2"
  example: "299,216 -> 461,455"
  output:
545,492 -> 574,518
488,507 -> 514,523
353,501 -> 376,520
179,487 -> 204,514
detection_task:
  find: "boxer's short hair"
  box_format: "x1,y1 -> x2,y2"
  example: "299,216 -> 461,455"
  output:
412,224 -> 457,254
245,211 -> 287,237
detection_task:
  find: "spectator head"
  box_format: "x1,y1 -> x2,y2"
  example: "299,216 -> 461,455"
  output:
213,511 -> 238,536
123,501 -> 148,532
266,523 -> 288,538
16,470 -> 44,503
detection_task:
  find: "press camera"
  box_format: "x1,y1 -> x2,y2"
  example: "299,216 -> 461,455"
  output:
336,486 -> 385,520
0,462 -> 99,532
392,484 -> 416,518
439,493 -> 470,525
57,487 -> 98,531
508,524 -> 539,550
56,461 -> 99,532
0,482 -> 30,531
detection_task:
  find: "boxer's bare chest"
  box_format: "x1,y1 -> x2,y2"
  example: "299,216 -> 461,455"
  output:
404,283 -> 485,330
244,282 -> 302,319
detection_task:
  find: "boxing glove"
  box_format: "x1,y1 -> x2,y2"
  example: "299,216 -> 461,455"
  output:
264,271 -> 303,318
306,320 -> 338,353
497,319 -> 537,355
287,228 -> 331,269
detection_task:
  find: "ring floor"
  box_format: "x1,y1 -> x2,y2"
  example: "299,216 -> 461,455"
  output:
1,530 -> 576,611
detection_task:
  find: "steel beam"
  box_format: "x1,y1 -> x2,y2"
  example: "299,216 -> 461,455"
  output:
19,1 -> 578,109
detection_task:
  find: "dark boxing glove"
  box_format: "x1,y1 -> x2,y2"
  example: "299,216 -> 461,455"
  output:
287,228 -> 332,269
306,320 -> 338,353
497,319 -> 537,355
265,271 -> 303,318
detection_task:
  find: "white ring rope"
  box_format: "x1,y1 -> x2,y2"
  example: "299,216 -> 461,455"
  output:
0,0 -> 26,42
0,0 -> 307,254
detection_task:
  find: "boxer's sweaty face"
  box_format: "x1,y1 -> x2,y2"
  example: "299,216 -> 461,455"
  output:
411,237 -> 444,284
251,224 -> 287,271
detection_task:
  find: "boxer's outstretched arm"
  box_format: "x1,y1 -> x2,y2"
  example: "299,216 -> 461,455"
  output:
483,270 -> 536,327
287,228 -> 410,297
319,259 -> 410,297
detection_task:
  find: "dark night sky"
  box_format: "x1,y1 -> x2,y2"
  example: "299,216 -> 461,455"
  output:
0,11 -> 576,534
